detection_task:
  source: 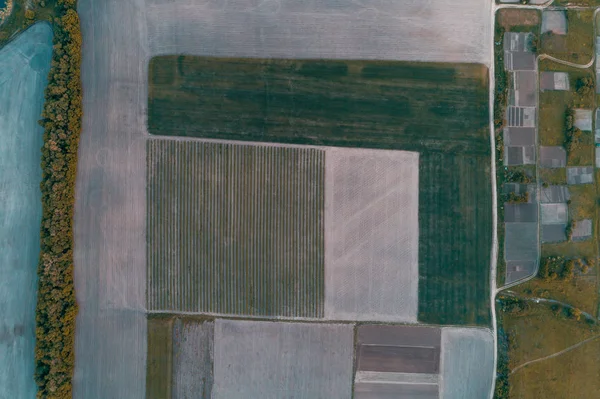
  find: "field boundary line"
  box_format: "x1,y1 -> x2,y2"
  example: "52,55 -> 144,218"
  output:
510,333 -> 600,374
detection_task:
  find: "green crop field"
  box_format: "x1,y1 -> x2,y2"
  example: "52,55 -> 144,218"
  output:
148,57 -> 492,326
147,139 -> 325,318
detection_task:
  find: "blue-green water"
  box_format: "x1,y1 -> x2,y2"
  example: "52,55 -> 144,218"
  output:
0,1 -> 6,10
0,23 -> 53,398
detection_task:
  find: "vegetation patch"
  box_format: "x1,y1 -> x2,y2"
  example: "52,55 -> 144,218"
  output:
32,0 -> 82,397
497,9 -> 540,30
148,56 -> 492,326
541,10 -> 595,64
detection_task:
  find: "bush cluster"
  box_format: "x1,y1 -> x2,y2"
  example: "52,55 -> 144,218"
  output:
34,0 -> 82,397
564,107 -> 584,155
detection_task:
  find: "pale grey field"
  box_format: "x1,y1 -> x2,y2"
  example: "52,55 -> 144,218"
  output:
324,148 -> 419,322
213,320 -> 354,398
172,319 -> 214,399
74,0 -> 148,397
0,23 -> 53,399
439,328 -> 494,399
145,0 -> 491,64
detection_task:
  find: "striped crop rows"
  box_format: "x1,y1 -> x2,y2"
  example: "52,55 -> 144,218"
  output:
147,139 -> 325,317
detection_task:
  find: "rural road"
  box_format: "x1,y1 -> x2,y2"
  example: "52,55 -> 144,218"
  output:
538,53 -> 595,69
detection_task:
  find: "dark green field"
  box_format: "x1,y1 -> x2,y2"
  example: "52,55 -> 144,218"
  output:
148,57 -> 492,326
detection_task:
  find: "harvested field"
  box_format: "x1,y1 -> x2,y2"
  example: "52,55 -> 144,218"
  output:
148,57 -> 489,154
440,328 -> 494,399
147,140 -> 324,317
74,0 -> 149,397
172,319 -> 214,399
146,0 -> 491,64
324,148 -> 419,322
148,57 -> 493,326
0,22 -> 52,399
212,320 -> 353,398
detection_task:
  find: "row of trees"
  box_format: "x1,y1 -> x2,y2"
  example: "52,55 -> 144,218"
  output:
34,0 -> 81,397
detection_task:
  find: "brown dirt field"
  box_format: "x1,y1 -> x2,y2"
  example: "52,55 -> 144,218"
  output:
503,303 -> 599,369
147,318 -> 173,399
498,9 -> 540,29
510,331 -> 600,398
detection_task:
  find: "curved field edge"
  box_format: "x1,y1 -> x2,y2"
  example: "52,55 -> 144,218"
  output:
0,22 -> 53,399
33,0 -> 82,397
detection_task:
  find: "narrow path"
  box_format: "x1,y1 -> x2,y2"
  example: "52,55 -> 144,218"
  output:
538,53 -> 594,69
510,333 -> 600,374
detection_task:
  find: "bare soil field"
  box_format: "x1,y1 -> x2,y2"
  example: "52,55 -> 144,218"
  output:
147,139 -> 325,317
145,0 -> 491,64
0,22 -> 52,399
74,0 -> 149,397
324,148 -> 419,322
212,319 -> 354,398
498,9 -> 540,30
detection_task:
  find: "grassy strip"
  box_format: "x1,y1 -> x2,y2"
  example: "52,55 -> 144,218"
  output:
33,0 -> 81,397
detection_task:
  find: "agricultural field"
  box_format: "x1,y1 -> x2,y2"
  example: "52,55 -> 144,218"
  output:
147,139 -> 325,318
324,148 -> 419,322
146,0 -> 491,64
0,22 -> 52,399
148,56 -> 492,326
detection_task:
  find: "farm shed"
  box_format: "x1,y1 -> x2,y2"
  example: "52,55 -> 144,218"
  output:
540,146 -> 567,168
504,32 -> 536,71
541,203 -> 568,224
567,166 -> 594,185
541,10 -> 567,35
540,185 -> 570,203
542,224 -> 567,243
511,71 -> 536,107
506,106 -> 536,127
540,71 -> 570,91
572,219 -> 592,241
506,260 -> 537,284
574,109 -> 593,132
504,127 -> 535,146
505,223 -> 538,261
505,146 -> 536,165
505,203 -> 538,223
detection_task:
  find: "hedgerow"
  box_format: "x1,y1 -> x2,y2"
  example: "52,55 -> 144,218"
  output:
34,0 -> 81,397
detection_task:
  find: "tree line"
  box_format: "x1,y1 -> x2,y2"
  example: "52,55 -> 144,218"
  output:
34,0 -> 81,397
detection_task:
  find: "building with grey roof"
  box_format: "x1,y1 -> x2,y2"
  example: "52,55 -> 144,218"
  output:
595,108 -> 600,144
540,185 -> 570,203
504,127 -> 535,146
572,219 -> 592,241
511,71 -> 536,107
542,224 -> 567,243
540,72 -> 570,91
574,109 -> 593,132
506,260 -> 537,283
504,32 -> 536,71
506,106 -> 536,127
567,166 -> 594,185
540,146 -> 567,168
505,146 -> 536,166
541,203 -> 568,224
505,203 -> 538,223
596,147 -> 600,167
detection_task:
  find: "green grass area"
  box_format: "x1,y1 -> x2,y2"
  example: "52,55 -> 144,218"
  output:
147,317 -> 173,399
149,56 -> 492,326
570,184 -> 597,220
540,10 -> 595,64
539,168 -> 567,185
